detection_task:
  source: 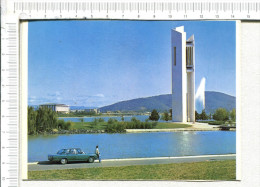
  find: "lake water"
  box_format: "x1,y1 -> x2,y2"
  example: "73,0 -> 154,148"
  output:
60,115 -> 154,122
28,131 -> 236,162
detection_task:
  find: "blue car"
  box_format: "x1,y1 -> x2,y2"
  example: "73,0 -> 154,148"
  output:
48,148 -> 98,164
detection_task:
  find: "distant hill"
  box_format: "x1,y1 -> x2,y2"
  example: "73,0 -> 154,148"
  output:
205,91 -> 236,114
99,91 -> 236,113
69,106 -> 99,110
100,94 -> 172,113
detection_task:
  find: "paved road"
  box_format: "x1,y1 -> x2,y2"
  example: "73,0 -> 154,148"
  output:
28,154 -> 235,171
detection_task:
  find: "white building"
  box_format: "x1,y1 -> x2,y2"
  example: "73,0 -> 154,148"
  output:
85,108 -> 100,114
171,26 -> 195,122
39,103 -> 70,114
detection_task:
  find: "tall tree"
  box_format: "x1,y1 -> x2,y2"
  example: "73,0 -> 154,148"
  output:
213,108 -> 229,122
195,111 -> 200,121
169,109 -> 172,120
149,109 -> 160,121
28,106 -> 37,135
200,109 -> 208,120
230,108 -> 236,122
162,111 -> 170,121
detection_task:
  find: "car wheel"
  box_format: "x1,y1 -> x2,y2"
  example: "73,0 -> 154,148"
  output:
88,157 -> 94,163
60,158 -> 67,164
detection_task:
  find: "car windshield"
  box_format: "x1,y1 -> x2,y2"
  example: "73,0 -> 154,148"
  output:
57,149 -> 68,154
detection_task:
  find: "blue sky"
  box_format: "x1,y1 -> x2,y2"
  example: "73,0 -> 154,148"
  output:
28,21 -> 236,107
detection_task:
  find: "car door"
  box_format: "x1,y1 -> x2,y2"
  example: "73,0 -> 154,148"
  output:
76,148 -> 87,161
67,149 -> 77,161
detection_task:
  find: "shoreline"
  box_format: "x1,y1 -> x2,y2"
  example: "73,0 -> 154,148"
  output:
126,128 -> 220,133
28,127 -> 235,136
28,122 -> 235,135
58,114 -> 150,118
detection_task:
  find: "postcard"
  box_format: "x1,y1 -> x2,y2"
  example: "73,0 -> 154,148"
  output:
26,20 -> 236,181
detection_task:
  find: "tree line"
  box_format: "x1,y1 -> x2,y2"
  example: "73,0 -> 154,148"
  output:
149,108 -> 236,123
196,108 -> 236,123
149,109 -> 172,122
28,106 -> 71,135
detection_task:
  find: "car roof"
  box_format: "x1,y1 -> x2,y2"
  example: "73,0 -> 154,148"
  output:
61,148 -> 81,150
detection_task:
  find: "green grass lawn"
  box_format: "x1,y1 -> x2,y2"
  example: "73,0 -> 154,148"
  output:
69,121 -> 191,131
28,160 -> 235,180
70,122 -> 107,130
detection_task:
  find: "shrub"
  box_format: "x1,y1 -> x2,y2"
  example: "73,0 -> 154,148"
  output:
57,119 -> 66,129
98,118 -> 105,122
152,122 -> 158,128
57,120 -> 71,130
213,108 -> 229,122
131,117 -> 138,122
65,121 -> 72,130
108,118 -> 117,125
208,121 -> 224,125
105,123 -> 126,133
90,118 -> 99,128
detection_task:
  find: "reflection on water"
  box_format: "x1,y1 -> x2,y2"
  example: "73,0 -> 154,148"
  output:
28,131 -> 236,162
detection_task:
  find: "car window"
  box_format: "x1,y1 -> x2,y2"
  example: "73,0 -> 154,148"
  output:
76,149 -> 82,154
69,149 -> 77,154
57,149 -> 66,154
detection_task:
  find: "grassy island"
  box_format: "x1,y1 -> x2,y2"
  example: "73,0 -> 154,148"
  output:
28,106 -> 191,135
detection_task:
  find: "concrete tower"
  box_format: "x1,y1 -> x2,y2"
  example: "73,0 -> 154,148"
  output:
171,26 -> 195,122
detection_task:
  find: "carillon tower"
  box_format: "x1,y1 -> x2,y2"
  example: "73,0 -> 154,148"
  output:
171,26 -> 195,123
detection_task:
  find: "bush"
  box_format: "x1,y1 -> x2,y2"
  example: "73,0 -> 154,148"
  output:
152,122 -> 158,128
108,118 -> 118,125
57,119 -> 66,129
131,117 -> 138,123
105,123 -> 126,133
65,121 -> 72,130
213,108 -> 229,122
98,118 -> 105,122
57,120 -> 71,130
144,122 -> 153,129
208,121 -> 224,125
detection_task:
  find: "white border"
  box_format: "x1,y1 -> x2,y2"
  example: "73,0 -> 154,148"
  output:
1,0 -> 260,187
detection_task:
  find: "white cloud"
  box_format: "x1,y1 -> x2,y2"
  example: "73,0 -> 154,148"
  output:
94,94 -> 105,98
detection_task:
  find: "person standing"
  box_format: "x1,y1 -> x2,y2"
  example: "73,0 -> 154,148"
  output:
95,145 -> 101,163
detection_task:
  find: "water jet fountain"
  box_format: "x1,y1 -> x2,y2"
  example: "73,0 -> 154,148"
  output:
195,77 -> 206,113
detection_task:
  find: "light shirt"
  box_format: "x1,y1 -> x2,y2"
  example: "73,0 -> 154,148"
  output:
95,148 -> 100,155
